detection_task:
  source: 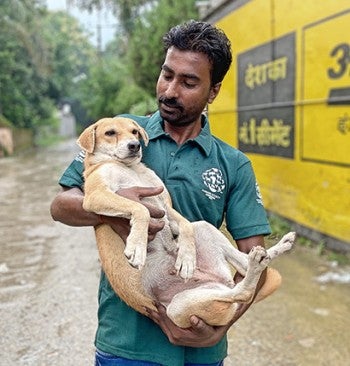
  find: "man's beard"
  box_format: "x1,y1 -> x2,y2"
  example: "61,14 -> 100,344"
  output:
158,97 -> 198,127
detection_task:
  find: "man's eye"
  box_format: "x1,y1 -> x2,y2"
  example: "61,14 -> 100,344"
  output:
162,72 -> 172,80
105,130 -> 116,136
184,81 -> 196,89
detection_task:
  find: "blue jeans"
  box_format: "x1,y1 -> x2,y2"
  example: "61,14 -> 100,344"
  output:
95,349 -> 224,366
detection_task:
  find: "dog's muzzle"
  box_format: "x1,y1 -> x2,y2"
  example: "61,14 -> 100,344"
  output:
128,141 -> 141,154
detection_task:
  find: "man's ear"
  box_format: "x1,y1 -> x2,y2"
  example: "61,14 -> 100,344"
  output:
208,82 -> 222,104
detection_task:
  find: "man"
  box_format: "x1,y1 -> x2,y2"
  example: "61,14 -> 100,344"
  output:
50,20 -> 271,366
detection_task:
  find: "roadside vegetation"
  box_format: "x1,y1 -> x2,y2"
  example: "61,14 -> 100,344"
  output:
0,0 -> 197,145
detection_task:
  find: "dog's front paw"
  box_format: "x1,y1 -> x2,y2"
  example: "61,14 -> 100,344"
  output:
175,245 -> 196,281
248,246 -> 270,272
124,241 -> 147,270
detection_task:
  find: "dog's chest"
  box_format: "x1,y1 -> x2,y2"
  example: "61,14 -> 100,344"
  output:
99,162 -> 164,191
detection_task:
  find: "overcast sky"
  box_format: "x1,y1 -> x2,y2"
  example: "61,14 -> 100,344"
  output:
45,0 -> 117,49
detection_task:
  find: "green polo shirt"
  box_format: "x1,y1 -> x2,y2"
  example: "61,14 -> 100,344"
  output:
59,111 -> 271,365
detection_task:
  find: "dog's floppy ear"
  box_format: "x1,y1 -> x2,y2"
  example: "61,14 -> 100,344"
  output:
77,123 -> 97,153
131,120 -> 149,146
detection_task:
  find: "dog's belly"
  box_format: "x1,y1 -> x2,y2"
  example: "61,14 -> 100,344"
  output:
142,241 -> 235,306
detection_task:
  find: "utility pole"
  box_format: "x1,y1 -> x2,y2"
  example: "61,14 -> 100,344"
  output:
96,5 -> 102,56
65,0 -> 71,13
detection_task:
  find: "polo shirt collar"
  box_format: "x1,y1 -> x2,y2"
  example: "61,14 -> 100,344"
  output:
147,111 -> 213,156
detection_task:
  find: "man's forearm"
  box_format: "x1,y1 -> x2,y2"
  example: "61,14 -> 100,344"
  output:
50,187 -> 101,227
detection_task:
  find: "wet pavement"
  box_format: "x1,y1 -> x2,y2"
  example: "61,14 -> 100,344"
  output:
1,140 -> 350,365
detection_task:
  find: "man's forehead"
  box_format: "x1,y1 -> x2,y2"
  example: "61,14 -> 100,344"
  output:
163,47 -> 211,79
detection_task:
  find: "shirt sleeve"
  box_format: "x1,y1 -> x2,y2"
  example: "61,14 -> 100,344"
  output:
225,160 -> 271,240
58,151 -> 85,189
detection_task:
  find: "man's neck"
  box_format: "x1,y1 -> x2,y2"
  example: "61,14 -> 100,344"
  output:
164,119 -> 202,145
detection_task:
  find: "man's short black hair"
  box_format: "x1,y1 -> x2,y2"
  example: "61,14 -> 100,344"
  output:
163,20 -> 232,86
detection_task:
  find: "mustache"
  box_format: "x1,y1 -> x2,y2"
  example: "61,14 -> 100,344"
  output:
158,96 -> 183,110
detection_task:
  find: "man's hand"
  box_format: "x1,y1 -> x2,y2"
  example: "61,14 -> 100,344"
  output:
100,186 -> 166,242
146,304 -> 229,348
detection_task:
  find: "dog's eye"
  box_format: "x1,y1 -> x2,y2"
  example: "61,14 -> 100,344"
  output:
105,129 -> 116,136
132,129 -> 138,135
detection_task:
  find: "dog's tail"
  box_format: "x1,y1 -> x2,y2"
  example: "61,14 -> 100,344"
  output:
94,224 -> 157,315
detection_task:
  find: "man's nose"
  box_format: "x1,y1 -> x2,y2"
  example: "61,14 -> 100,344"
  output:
164,81 -> 179,99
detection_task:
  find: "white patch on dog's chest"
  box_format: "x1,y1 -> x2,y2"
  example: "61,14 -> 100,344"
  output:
99,162 -> 164,191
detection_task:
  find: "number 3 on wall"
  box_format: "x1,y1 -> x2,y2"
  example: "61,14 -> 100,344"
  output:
328,43 -> 350,79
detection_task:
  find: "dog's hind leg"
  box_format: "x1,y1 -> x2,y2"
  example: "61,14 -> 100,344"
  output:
266,232 -> 295,260
193,221 -> 249,276
217,230 -> 295,276
163,194 -> 196,281
167,246 -> 270,328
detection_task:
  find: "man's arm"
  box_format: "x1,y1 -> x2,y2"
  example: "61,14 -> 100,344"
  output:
50,186 -> 166,241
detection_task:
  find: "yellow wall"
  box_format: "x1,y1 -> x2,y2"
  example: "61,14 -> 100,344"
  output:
208,0 -> 350,244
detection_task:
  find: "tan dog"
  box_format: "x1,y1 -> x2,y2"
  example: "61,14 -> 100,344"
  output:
78,117 -> 295,327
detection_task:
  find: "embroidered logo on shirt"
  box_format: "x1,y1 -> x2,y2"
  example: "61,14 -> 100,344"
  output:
256,182 -> 264,205
201,168 -> 225,200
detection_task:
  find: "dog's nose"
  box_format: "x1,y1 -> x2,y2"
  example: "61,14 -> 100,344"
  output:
128,141 -> 141,152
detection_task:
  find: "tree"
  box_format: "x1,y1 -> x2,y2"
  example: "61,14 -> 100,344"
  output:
76,0 -> 153,36
0,0 -> 54,130
42,11 -> 96,103
73,0 -> 198,118
128,0 -> 198,95
0,0 -> 96,135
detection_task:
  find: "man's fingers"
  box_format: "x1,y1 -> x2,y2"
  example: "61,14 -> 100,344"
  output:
189,315 -> 205,329
117,186 -> 165,218
139,186 -> 165,218
143,202 -> 165,218
138,186 -> 164,198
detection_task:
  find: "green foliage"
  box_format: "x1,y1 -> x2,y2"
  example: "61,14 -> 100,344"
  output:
0,114 -> 12,128
0,0 -> 96,137
128,0 -> 198,95
267,213 -> 292,239
76,0 -> 153,35
77,0 -> 198,108
0,0 -> 53,130
77,55 -> 155,122
77,57 -> 124,122
41,11 -> 96,102
0,0 -> 199,141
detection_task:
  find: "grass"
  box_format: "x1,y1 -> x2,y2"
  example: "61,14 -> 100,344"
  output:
268,214 -> 350,266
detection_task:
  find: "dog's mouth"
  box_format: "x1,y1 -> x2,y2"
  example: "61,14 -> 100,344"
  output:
113,151 -> 141,164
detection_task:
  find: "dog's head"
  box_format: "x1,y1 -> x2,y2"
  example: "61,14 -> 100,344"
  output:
77,117 -> 149,166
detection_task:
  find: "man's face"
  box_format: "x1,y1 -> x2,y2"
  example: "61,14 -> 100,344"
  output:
156,47 -> 220,127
